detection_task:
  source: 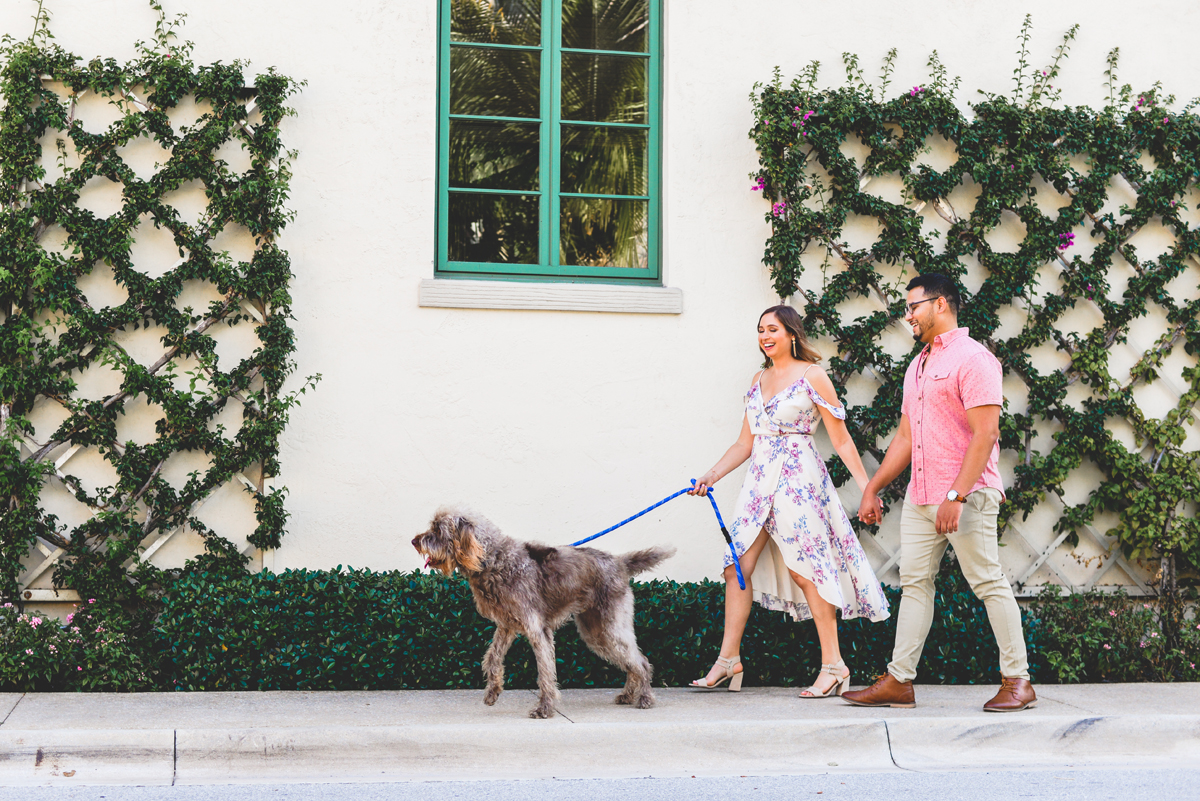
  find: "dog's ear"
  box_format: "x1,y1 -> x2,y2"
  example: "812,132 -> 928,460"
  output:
453,516 -> 485,574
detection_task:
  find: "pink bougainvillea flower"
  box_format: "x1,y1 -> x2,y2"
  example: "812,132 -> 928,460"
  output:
1109,610 -> 1117,616
1103,644 -> 1111,650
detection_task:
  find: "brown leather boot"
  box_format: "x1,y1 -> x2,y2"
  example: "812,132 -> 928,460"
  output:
983,677 -> 1037,712
841,673 -> 916,708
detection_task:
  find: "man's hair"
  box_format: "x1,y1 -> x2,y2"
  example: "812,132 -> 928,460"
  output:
906,273 -> 961,315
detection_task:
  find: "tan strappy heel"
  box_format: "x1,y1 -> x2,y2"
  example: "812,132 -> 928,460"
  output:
799,659 -> 850,698
689,655 -> 744,691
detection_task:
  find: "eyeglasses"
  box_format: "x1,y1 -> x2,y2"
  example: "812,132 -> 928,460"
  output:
904,297 -> 939,316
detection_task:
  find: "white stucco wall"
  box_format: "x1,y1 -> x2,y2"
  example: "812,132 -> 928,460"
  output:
5,0 -> 1199,592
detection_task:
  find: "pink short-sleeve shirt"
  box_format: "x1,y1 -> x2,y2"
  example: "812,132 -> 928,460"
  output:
902,327 -> 1005,505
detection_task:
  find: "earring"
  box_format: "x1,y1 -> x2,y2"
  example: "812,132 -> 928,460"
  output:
792,339 -> 798,358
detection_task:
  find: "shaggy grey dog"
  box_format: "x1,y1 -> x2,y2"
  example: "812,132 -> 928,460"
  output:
412,507 -> 674,719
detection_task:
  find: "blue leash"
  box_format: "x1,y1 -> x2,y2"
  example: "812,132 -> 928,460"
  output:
570,480 -> 746,590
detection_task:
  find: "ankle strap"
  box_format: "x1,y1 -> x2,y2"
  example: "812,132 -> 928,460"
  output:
820,659 -> 846,675
717,655 -> 741,668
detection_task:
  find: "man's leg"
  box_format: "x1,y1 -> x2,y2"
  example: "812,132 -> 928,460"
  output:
886,500 -> 948,683
945,488 -> 1029,680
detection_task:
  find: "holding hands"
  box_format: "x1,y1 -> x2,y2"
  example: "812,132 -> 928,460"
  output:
857,490 -> 884,525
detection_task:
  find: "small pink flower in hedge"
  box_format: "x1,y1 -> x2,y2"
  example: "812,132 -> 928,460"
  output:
1139,640 -> 1147,648
24,649 -> 32,655
1109,609 -> 1118,616
30,616 -> 42,627
771,200 -> 788,217
65,613 -> 74,624
909,86 -> 925,97
1058,232 -> 1075,250
88,599 -> 96,604
792,121 -> 797,127
1150,632 -> 1158,638
77,666 -> 82,671
1163,117 -> 1169,124
1103,644 -> 1112,650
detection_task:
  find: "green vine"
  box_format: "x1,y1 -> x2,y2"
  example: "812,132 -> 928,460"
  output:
0,1 -> 316,607
750,18 -> 1200,585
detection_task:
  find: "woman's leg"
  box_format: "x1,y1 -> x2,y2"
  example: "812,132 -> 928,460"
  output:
789,570 -> 847,694
698,528 -> 769,686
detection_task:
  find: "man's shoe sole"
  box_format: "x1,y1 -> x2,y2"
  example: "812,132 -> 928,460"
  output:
842,698 -> 916,708
983,699 -> 1038,712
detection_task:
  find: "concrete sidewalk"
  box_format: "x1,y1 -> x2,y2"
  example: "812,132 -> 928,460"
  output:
0,684 -> 1197,785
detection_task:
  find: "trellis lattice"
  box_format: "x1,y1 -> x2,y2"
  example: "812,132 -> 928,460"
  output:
751,59 -> 1200,595
0,18 -> 309,605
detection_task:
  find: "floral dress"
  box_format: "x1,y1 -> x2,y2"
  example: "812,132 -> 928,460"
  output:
724,370 -> 890,623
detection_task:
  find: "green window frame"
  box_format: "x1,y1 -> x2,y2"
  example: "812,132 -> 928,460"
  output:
436,0 -> 662,283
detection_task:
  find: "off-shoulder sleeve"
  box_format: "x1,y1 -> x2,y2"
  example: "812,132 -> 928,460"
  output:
803,378 -> 846,420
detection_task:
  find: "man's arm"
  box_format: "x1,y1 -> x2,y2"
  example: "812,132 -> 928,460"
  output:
858,414 -> 913,523
934,404 -> 1000,534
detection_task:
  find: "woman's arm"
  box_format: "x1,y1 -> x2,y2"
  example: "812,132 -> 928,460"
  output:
807,368 -> 870,492
689,412 -> 753,496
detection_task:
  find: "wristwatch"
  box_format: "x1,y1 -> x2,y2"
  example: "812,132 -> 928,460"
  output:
946,489 -> 967,503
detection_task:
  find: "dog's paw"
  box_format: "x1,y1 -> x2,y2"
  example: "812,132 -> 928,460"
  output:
634,694 -> 656,709
529,704 -> 555,719
613,691 -> 632,706
483,687 -> 501,706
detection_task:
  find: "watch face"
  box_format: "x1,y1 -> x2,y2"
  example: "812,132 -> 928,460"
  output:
947,490 -> 958,502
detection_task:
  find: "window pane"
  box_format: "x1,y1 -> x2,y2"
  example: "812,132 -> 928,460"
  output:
561,53 -> 646,123
560,197 -> 647,268
562,0 -> 648,52
449,193 -> 540,263
451,46 -> 540,118
451,0 -> 540,47
449,120 -> 539,190
561,126 -> 646,195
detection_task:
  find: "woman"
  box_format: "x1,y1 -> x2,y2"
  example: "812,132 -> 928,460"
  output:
688,305 -> 889,697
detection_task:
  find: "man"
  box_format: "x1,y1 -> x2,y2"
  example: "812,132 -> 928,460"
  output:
844,274 -> 1036,712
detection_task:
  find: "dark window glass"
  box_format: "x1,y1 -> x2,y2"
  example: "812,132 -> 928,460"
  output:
451,47 -> 540,118
448,120 -> 540,190
452,0 -> 541,47
449,193 -> 540,263
560,197 -> 647,267
560,125 -> 646,195
562,0 -> 648,52
560,53 -> 646,123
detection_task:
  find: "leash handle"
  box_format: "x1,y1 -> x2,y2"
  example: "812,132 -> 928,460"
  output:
692,479 -> 746,590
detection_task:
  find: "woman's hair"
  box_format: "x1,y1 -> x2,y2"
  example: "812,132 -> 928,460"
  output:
758,304 -> 821,367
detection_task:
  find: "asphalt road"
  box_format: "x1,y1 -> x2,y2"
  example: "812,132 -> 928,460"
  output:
1,769 -> 1198,801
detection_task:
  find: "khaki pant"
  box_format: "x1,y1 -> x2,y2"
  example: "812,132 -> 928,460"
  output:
887,488 -> 1030,682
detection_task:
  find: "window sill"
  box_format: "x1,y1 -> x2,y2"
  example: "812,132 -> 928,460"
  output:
418,279 -> 683,314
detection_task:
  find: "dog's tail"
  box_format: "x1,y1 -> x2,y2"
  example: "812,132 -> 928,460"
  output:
620,546 -> 676,577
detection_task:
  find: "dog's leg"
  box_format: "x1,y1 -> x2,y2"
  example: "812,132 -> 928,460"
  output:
525,622 -> 560,719
482,625 -> 517,706
580,591 -> 655,709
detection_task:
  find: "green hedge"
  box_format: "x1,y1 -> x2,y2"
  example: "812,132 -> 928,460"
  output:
5,551 -> 1197,692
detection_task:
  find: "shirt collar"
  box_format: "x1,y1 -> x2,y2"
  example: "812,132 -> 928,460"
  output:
929,326 -> 969,351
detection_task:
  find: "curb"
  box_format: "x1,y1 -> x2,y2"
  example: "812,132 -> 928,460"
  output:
2,714 -> 1198,785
